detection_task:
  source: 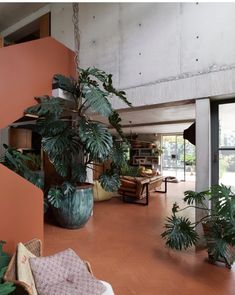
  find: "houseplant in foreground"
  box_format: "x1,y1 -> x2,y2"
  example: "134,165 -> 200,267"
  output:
0,241 -> 15,294
161,184 -> 235,268
25,67 -> 131,228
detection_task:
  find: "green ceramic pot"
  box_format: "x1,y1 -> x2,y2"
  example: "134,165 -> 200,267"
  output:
53,183 -> 93,229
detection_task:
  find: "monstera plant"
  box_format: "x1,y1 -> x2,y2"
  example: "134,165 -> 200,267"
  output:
161,184 -> 235,268
25,67 -> 131,228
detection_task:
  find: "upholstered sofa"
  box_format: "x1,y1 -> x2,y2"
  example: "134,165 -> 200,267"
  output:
118,175 -> 165,205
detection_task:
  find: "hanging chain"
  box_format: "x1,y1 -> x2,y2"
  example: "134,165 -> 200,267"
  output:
72,3 -> 80,78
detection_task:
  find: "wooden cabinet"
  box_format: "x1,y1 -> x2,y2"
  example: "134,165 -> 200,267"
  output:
9,128 -> 32,149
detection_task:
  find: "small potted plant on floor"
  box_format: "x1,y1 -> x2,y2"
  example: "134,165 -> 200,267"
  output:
25,67 -> 131,229
161,184 -> 235,268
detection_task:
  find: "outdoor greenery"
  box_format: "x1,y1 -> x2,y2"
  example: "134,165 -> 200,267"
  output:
161,184 -> 235,268
25,67 -> 131,208
0,241 -> 15,295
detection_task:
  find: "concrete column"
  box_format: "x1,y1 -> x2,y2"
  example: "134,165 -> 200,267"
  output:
195,98 -> 211,241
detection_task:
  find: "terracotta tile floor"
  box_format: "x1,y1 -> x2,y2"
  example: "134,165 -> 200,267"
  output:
44,182 -> 235,295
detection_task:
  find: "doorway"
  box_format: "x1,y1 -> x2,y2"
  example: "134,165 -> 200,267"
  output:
161,134 -> 196,182
211,100 -> 235,191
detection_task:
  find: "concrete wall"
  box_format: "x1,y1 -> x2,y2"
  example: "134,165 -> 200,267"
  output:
78,3 -> 235,108
3,3 -> 235,110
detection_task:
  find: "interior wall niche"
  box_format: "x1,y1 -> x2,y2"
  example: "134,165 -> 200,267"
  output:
3,12 -> 50,46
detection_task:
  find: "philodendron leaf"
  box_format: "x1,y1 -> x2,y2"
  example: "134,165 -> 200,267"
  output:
47,187 -> 63,208
99,170 -> 121,192
161,215 -> 199,251
79,119 -> 113,162
184,190 -> 209,205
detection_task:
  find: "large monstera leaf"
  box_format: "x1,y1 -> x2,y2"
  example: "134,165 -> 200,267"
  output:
99,170 -> 121,192
25,96 -> 64,119
83,85 -> 113,117
79,119 -> 113,162
42,127 -> 79,177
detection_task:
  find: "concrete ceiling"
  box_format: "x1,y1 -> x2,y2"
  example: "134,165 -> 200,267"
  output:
93,103 -> 195,135
0,3 -> 46,31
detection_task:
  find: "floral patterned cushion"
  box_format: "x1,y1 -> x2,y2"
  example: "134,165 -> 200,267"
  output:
17,242 -> 38,295
29,248 -> 106,295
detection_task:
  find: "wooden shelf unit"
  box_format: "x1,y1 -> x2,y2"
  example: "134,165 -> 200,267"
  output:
130,148 -> 160,168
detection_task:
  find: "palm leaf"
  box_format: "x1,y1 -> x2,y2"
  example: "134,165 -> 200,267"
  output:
79,119 -> 113,162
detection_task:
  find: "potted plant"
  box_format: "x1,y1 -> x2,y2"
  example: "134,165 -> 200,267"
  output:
25,67 -> 131,229
161,184 -> 235,268
0,144 -> 43,189
0,241 -> 15,295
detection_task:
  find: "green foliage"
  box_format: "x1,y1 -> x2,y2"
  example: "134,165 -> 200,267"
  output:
108,111 -> 124,139
0,241 -> 15,294
47,182 -> 77,209
79,119 -> 113,162
111,141 -> 129,168
47,186 -> 63,208
0,145 -> 43,189
120,164 -> 141,177
26,96 -> 64,119
183,190 -> 209,206
184,154 -> 196,166
83,85 -> 113,117
71,163 -> 87,183
24,67 -> 131,204
0,282 -> 15,295
161,184 -> 235,267
161,216 -> 199,250
99,170 -> 121,192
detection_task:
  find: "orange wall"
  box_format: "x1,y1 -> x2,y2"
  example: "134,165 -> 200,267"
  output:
0,37 -> 75,129
0,37 -> 75,253
0,165 -> 43,253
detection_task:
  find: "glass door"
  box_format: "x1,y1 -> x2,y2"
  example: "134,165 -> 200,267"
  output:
212,101 -> 235,191
162,134 -> 196,181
